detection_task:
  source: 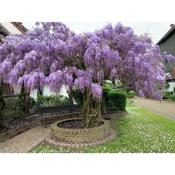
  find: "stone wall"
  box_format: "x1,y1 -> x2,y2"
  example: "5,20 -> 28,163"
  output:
47,118 -> 116,148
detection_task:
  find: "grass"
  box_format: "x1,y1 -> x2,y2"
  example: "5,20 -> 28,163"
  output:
30,101 -> 175,153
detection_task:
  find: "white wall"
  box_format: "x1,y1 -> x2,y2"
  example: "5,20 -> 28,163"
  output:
42,85 -> 68,97
167,82 -> 175,93
1,22 -> 22,34
30,85 -> 69,101
30,89 -> 38,101
14,84 -> 68,101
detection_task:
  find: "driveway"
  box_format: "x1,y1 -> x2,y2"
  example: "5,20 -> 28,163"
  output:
132,97 -> 175,120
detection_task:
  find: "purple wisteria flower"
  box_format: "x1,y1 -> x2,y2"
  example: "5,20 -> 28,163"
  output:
0,22 -> 174,100
91,83 -> 103,100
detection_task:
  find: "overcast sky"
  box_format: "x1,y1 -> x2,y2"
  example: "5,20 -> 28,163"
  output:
23,22 -> 171,44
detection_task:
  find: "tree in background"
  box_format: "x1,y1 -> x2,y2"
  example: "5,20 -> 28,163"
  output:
0,22 -> 174,127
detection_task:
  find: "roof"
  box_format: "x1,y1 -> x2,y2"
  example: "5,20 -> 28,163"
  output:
0,22 -> 27,42
11,22 -> 27,34
0,24 -> 9,42
157,24 -> 175,45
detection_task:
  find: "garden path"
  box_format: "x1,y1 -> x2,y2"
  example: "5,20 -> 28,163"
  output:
0,126 -> 50,153
132,97 -> 175,120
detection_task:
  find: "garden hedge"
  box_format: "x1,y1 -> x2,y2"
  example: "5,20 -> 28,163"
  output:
37,95 -> 71,107
163,92 -> 175,101
127,90 -> 135,98
72,89 -> 83,105
103,83 -> 126,112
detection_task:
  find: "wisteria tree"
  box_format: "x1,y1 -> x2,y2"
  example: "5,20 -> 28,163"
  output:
0,22 -> 174,127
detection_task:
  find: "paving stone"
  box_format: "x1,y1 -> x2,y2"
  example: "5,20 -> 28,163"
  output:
0,126 -> 50,153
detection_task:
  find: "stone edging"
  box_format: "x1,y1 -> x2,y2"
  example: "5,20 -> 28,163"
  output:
0,121 -> 38,142
0,110 -> 123,143
46,118 -> 116,148
0,112 -> 81,143
45,129 -> 116,149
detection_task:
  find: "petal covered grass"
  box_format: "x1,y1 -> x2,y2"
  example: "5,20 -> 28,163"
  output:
30,103 -> 175,153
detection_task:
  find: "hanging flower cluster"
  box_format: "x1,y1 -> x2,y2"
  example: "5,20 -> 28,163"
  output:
0,22 -> 174,100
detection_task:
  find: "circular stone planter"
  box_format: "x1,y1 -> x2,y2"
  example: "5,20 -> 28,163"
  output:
46,118 -> 116,148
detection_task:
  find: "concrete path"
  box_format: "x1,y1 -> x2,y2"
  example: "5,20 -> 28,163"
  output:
132,97 -> 175,120
0,126 -> 50,153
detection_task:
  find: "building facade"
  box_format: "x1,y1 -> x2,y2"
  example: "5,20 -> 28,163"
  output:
157,24 -> 175,93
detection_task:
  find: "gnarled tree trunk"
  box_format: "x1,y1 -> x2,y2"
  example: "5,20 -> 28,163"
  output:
81,90 -> 102,128
82,90 -> 90,128
18,82 -> 30,114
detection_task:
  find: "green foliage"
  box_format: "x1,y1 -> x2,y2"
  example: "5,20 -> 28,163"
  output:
163,91 -> 175,101
163,91 -> 171,99
4,97 -> 18,111
170,95 -> 175,101
164,83 -> 175,101
0,95 -> 35,121
37,95 -> 71,107
16,96 -> 36,113
165,82 -> 170,90
127,90 -> 135,98
72,89 -> 83,105
107,90 -> 126,111
103,82 -> 126,111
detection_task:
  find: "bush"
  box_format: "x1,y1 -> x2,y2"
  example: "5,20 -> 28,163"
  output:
103,83 -> 126,112
107,90 -> 126,111
72,89 -> 83,105
16,96 -> 36,113
170,95 -> 175,101
127,91 -> 135,98
4,96 -> 18,111
163,92 -> 171,99
37,95 -> 71,107
163,91 -> 175,101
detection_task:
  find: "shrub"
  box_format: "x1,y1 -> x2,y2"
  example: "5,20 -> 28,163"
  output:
127,90 -> 135,98
170,95 -> 175,101
72,89 -> 83,105
163,91 -> 174,100
107,90 -> 126,111
103,82 -> 126,112
4,96 -> 18,111
37,95 -> 71,107
16,96 -> 36,113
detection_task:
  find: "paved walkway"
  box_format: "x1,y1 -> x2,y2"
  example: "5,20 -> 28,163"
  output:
0,126 -> 50,153
132,97 -> 175,120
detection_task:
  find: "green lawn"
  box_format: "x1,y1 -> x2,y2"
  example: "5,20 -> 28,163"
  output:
30,101 -> 175,153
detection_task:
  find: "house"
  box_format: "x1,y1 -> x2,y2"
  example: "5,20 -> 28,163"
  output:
0,22 -> 27,42
157,24 -> 175,93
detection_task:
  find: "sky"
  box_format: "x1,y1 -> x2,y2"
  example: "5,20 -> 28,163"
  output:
23,22 -> 171,44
